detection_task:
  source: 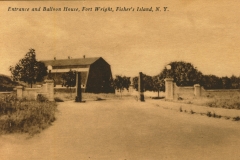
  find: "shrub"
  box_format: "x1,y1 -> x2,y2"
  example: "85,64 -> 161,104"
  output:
179,107 -> 183,112
207,111 -> 212,117
95,97 -> 105,101
37,94 -> 48,102
233,116 -> 240,121
190,110 -> 195,114
178,97 -> 183,100
54,97 -> 64,102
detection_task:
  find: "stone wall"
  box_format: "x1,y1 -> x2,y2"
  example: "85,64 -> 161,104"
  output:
201,88 -> 240,98
16,80 -> 54,101
173,84 -> 194,99
164,78 -> 239,100
165,78 -> 201,100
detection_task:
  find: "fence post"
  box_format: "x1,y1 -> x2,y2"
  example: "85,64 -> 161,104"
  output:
16,86 -> 23,99
45,80 -> 54,101
164,78 -> 174,100
194,84 -> 201,97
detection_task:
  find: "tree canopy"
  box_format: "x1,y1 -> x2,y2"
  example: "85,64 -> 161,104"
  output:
158,61 -> 203,86
132,61 -> 240,92
61,69 -> 76,88
113,75 -> 131,94
132,74 -> 164,93
9,48 -> 47,88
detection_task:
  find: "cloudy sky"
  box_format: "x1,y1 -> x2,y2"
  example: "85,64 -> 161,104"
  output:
1,0 -> 240,77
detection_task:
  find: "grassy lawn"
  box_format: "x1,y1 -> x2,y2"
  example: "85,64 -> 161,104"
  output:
173,91 -> 240,110
0,93 -> 57,136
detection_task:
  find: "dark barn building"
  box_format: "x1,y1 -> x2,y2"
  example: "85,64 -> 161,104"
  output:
42,57 -> 115,93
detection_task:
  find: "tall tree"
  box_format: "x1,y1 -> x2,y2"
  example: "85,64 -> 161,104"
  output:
113,75 -> 131,96
158,61 -> 203,87
132,74 -> 164,94
9,48 -> 47,88
152,75 -> 165,97
230,75 -> 240,89
221,76 -> 231,89
201,75 -> 222,89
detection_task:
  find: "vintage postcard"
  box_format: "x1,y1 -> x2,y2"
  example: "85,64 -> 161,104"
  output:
0,1 -> 240,159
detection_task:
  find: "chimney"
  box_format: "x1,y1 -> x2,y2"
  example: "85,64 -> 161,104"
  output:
83,55 -> 85,59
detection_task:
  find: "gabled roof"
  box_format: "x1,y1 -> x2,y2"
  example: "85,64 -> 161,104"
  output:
41,57 -> 101,67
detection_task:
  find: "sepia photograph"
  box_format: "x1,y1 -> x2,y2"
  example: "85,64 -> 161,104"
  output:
0,0 -> 240,159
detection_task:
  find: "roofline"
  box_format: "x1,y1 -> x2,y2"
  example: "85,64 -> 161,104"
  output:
40,57 -> 102,62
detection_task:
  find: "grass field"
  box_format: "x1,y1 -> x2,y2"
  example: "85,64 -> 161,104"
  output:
173,90 -> 240,110
0,93 -> 57,136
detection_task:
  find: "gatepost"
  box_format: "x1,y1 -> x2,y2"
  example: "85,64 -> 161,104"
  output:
164,78 -> 174,100
138,72 -> 145,101
75,72 -> 83,102
194,84 -> 201,97
45,80 -> 54,101
16,86 -> 23,99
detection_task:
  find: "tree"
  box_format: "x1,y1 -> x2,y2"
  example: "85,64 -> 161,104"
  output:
143,75 -> 154,91
132,76 -> 139,91
158,61 -> 203,87
61,70 -> 76,97
132,74 -> 154,91
9,48 -> 47,88
230,75 -> 240,89
201,75 -> 222,89
132,74 -> 164,97
113,75 -> 131,96
221,76 -> 231,89
152,75 -> 165,97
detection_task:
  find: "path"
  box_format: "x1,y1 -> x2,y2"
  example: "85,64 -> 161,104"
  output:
0,99 -> 240,160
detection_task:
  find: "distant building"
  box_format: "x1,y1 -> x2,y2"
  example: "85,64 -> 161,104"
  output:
41,57 -> 114,93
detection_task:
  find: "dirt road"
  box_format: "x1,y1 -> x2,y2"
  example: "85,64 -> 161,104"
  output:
1,99 -> 240,160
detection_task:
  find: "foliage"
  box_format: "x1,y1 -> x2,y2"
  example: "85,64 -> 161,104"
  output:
0,74 -> 19,91
207,97 -> 240,110
202,75 -> 240,89
0,94 -> 57,136
201,75 -> 223,89
54,97 -> 64,102
37,94 -> 49,102
132,74 -> 164,95
61,69 -> 76,88
232,116 -> 240,121
158,61 -> 203,87
157,61 -> 240,89
61,70 -> 76,97
132,74 -> 154,91
152,75 -> 165,96
132,77 -> 138,91
230,75 -> 240,89
132,61 -> 203,93
143,74 -> 154,91
9,48 -> 47,88
113,75 -> 131,93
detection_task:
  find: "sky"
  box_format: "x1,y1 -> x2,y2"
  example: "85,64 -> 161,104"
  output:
0,0 -> 240,78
